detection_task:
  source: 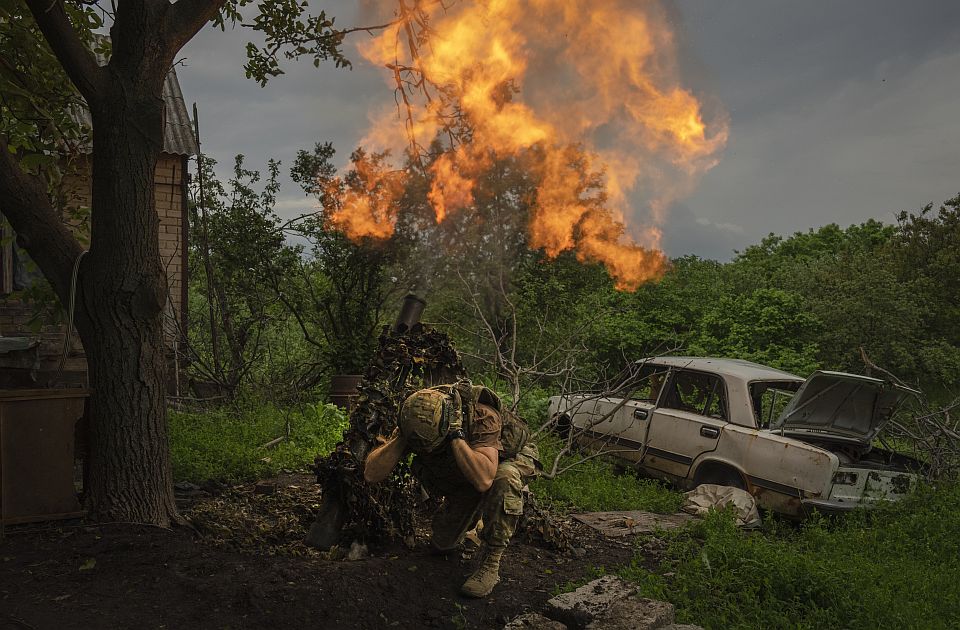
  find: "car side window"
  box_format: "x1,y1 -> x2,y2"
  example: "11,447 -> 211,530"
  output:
750,382 -> 800,428
663,370 -> 727,420
702,382 -> 727,420
626,364 -> 670,404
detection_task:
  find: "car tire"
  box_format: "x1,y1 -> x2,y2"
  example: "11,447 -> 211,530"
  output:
693,463 -> 747,491
553,414 -> 571,439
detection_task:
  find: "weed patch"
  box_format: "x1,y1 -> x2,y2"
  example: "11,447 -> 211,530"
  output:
169,403 -> 348,483
622,483 -> 960,629
531,434 -> 683,514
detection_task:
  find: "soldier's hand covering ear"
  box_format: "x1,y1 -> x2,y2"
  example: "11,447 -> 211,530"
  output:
453,378 -> 473,401
447,379 -> 473,434
444,400 -> 466,445
446,399 -> 463,432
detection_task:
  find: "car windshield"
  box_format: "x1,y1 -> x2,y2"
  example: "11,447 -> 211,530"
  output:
751,381 -> 801,428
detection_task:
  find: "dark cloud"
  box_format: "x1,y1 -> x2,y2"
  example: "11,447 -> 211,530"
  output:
660,203 -> 746,261
672,0 -> 960,255
176,1 -> 960,260
177,0 -> 387,219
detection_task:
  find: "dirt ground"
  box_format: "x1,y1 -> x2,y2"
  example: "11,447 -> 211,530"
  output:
0,476 -> 643,630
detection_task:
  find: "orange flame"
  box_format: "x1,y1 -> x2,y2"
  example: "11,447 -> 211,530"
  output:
326,153 -> 404,239
346,0 -> 727,290
427,150 -> 476,223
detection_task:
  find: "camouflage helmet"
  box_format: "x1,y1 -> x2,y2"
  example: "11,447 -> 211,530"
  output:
399,388 -> 457,454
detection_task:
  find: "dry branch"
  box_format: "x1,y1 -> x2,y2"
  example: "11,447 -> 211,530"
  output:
861,348 -> 960,477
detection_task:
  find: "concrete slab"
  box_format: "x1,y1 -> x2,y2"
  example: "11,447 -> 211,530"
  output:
570,511 -> 695,537
585,597 -> 675,629
504,612 -> 568,629
545,576 -> 638,628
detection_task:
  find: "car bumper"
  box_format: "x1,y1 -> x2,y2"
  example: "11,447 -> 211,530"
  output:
800,497 -> 861,514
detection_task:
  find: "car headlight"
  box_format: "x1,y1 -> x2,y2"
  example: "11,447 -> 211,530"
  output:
832,471 -> 859,486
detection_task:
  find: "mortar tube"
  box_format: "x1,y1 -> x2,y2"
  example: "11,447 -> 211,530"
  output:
393,293 -> 426,333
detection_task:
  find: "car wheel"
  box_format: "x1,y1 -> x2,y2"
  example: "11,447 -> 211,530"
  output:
693,463 -> 747,491
553,414 -> 571,439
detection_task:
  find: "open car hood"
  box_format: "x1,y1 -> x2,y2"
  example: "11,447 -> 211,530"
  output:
770,371 -> 917,444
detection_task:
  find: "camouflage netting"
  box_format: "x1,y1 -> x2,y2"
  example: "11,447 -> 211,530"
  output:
311,319 -> 576,552
312,322 -> 464,544
517,489 -> 573,552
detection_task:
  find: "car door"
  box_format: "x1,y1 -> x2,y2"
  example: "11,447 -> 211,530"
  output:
571,363 -> 668,465
594,362 -> 668,465
641,369 -> 727,481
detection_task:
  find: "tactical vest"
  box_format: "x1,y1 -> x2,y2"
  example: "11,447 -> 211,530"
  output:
427,381 -> 530,460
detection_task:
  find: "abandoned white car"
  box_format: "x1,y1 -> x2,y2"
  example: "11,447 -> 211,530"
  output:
547,357 -> 924,516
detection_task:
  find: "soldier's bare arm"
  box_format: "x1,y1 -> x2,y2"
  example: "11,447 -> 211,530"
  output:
363,433 -> 408,483
450,442 -> 498,492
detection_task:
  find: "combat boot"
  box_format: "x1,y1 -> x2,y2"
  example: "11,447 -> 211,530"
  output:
460,545 -> 504,598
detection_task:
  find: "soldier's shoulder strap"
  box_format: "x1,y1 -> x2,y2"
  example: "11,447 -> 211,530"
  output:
471,385 -> 504,413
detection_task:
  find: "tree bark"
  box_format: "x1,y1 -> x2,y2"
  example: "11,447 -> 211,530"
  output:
0,0 -> 227,525
70,45 -> 180,524
56,0 -> 225,526
0,69 -> 178,525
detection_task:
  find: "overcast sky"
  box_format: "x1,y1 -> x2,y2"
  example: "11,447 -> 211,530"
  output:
177,0 -> 960,260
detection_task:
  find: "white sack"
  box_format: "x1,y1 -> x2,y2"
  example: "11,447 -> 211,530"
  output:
682,483 -> 761,528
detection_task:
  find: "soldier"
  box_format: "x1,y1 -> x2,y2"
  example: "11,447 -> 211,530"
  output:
363,382 -> 539,598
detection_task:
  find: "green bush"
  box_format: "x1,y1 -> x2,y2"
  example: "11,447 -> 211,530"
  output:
622,482 -> 960,629
514,385 -> 551,426
168,402 -> 348,483
531,434 -> 683,514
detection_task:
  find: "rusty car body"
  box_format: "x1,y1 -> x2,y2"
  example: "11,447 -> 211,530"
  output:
547,357 -> 923,516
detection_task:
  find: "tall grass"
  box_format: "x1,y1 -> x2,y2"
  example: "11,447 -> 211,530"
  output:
168,402 -> 348,483
621,482 -> 960,629
531,434 -> 683,514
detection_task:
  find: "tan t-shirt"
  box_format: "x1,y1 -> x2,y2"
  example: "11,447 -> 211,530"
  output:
469,403 -> 503,452
411,402 -> 503,496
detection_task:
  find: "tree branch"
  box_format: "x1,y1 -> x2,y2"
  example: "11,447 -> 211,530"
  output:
0,134 -> 84,304
162,0 -> 227,58
24,0 -> 104,103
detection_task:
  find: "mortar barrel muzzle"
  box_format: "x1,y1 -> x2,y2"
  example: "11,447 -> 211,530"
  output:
394,293 -> 426,333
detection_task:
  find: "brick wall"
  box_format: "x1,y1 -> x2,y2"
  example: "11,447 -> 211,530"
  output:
154,156 -> 187,329
0,154 -> 189,381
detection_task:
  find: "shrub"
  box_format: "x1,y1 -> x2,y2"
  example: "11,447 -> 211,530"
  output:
531,434 -> 683,514
623,482 -> 960,629
169,402 -> 348,483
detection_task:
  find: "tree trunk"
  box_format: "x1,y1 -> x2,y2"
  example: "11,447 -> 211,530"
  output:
76,73 -> 179,525
6,0 -> 231,527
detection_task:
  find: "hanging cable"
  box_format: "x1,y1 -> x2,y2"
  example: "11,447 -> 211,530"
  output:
55,249 -> 88,384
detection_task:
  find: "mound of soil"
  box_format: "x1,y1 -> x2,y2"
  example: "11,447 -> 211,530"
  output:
0,477 -> 641,630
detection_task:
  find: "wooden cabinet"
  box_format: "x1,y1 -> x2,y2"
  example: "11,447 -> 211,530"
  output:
0,389 -> 88,525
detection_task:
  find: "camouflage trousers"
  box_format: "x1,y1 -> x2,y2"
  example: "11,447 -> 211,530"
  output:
415,443 -> 540,551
